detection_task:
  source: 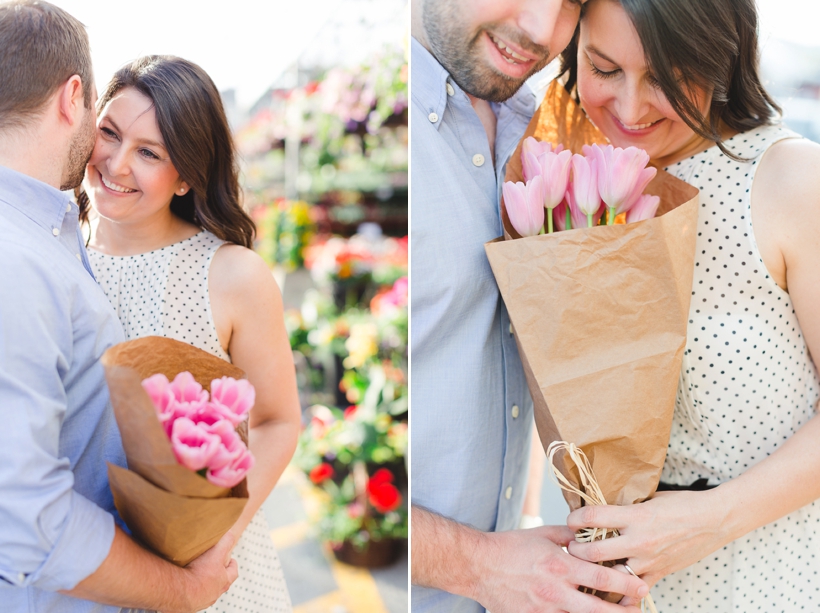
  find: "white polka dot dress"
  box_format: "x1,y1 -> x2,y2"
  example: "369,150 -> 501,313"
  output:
89,231 -> 293,613
652,125 -> 820,610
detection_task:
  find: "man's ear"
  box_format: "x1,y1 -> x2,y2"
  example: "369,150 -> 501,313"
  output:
56,75 -> 85,127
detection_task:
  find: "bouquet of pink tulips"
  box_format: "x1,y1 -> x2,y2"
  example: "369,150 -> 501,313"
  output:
485,96 -> 699,515
502,137 -> 661,238
143,372 -> 255,489
102,336 -> 251,566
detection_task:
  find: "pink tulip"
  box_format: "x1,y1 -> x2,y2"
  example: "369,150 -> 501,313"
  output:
503,176 -> 545,237
555,189 -> 605,231
521,137 -> 563,179
584,144 -> 656,224
626,194 -> 661,223
207,448 -> 255,488
168,371 -> 209,418
522,149 -> 573,234
570,154 -> 602,227
210,377 -> 255,426
142,373 -> 173,415
170,417 -> 222,471
204,419 -> 246,470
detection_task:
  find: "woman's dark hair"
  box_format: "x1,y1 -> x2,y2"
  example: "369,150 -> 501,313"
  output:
560,0 -> 781,159
79,55 -> 255,248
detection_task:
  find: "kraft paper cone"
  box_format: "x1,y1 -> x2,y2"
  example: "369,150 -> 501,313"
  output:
102,336 -> 249,565
485,83 -> 699,510
109,464 -> 246,566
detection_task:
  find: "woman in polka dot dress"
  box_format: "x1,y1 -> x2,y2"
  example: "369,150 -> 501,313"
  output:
551,0 -> 820,610
81,56 -> 298,613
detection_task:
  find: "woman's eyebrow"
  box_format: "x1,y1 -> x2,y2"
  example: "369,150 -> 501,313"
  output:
585,44 -> 618,65
104,116 -> 167,150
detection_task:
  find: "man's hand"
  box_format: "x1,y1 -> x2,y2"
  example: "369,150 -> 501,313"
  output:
470,525 -> 648,613
170,531 -> 239,613
412,506 -> 648,613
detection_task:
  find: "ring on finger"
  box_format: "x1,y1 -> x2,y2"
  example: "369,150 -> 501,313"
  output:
623,562 -> 638,577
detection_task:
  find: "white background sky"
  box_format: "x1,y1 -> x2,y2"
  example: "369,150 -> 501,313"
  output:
53,0 -> 819,112
55,0 -> 351,110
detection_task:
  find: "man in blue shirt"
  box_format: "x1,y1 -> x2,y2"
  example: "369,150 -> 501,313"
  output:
0,2 -> 237,611
410,1 -> 648,611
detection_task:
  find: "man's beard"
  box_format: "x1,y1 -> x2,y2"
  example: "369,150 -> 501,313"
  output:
60,109 -> 95,191
422,1 -> 550,103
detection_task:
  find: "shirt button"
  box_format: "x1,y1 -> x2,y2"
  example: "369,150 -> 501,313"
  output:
446,82 -> 455,96
509,322 -> 514,335
472,153 -> 485,167
512,405 -> 520,419
505,486 -> 513,500
428,112 -> 439,123
65,203 -> 71,213
52,228 -> 60,236
17,572 -> 25,583
76,253 -> 82,261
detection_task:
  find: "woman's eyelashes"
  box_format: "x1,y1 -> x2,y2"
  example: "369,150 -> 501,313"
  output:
588,59 -> 662,89
100,126 -> 119,140
139,148 -> 160,161
589,61 -> 619,79
100,125 -> 162,161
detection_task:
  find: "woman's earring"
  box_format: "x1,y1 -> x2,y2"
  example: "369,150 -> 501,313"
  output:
178,188 -> 186,195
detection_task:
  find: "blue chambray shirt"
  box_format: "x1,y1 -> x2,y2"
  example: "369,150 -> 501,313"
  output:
410,38 -> 535,613
0,164 -> 127,612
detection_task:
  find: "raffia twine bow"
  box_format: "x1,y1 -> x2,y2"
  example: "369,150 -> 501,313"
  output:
547,441 -> 658,613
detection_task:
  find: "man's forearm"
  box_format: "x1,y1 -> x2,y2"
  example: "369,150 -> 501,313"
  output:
63,526 -> 194,612
411,505 -> 484,599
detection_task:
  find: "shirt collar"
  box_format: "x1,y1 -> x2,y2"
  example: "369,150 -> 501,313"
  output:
411,37 -> 451,132
0,164 -> 73,234
411,36 -> 536,130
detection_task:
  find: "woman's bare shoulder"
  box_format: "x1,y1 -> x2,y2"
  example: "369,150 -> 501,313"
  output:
209,243 -> 281,300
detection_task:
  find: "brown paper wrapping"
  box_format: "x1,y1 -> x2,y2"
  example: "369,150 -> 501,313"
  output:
485,81 -> 699,511
102,336 -> 249,566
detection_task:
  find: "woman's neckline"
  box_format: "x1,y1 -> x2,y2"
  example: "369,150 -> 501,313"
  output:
88,230 -> 205,259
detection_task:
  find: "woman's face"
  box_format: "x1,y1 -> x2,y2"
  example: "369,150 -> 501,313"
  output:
576,0 -> 709,163
84,87 -> 188,225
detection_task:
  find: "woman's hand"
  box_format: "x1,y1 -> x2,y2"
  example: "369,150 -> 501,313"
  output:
565,489 -> 734,592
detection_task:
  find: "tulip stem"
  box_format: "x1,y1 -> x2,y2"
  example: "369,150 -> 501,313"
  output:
566,206 -> 572,230
587,213 -> 593,228
547,209 -> 554,234
607,206 -> 616,225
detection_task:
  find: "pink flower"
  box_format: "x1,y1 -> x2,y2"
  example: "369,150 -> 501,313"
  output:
203,418 -> 246,470
503,176 -> 545,237
170,417 -> 222,471
207,448 -> 255,488
210,377 -> 255,426
626,194 -> 661,223
584,144 -> 656,216
570,154 -> 602,227
168,371 -> 209,418
554,190 -> 604,231
523,149 -> 573,211
521,137 -> 563,176
142,373 -> 175,429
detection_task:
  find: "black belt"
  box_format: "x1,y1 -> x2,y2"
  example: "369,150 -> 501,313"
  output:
657,478 -> 716,491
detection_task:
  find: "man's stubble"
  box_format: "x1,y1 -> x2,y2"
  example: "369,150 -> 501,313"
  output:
422,0 -> 551,103
60,106 -> 95,191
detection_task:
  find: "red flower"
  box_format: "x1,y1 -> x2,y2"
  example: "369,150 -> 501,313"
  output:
309,463 -> 334,484
344,405 -> 358,419
368,468 -> 394,488
367,469 -> 401,513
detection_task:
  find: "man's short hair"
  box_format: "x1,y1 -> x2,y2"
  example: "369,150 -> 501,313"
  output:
0,0 -> 92,131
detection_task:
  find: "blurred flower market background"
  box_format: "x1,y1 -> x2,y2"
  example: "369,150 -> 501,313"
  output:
60,0 -> 408,611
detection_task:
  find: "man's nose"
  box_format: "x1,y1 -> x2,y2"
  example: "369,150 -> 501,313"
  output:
517,0 -> 564,51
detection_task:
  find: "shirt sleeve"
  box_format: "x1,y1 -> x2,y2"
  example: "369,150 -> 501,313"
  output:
0,243 -> 115,591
